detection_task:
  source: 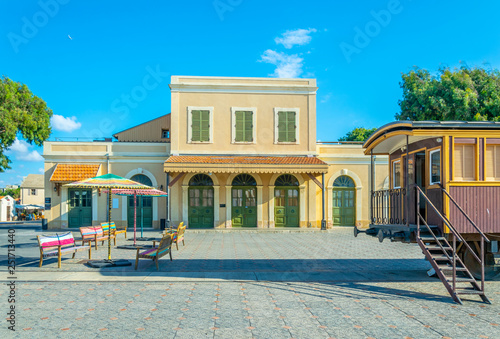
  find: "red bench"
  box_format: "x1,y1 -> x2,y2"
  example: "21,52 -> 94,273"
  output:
37,232 -> 91,268
79,226 -> 116,249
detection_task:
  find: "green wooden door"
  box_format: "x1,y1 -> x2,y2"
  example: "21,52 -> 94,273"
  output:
68,189 -> 92,227
274,188 -> 299,227
332,188 -> 355,226
188,187 -> 214,228
232,187 -> 257,227
127,196 -> 153,228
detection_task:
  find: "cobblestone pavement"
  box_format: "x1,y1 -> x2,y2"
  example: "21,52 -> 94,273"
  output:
2,281 -> 500,338
1,226 -> 499,338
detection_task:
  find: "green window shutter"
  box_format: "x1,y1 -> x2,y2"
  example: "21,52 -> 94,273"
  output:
191,110 -> 210,142
235,111 -> 253,142
191,110 -> 201,141
278,111 -> 296,142
287,111 -> 296,142
200,110 -> 210,142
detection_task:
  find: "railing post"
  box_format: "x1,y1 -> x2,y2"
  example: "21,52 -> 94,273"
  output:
453,234 -> 456,292
481,236 -> 485,292
416,187 -> 420,238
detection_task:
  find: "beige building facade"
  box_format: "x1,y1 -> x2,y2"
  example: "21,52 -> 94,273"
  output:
43,76 -> 387,230
20,174 -> 45,206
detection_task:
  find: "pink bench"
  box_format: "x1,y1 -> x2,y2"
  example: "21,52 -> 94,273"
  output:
37,232 -> 91,268
79,226 -> 116,249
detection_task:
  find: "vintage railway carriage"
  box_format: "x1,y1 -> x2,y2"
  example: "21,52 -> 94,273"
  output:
359,121 -> 500,303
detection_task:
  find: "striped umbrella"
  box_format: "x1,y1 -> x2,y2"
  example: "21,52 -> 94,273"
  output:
106,189 -> 168,245
64,174 -> 153,260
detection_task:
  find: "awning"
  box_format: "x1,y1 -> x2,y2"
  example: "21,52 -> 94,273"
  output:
164,155 -> 328,174
50,164 -> 102,182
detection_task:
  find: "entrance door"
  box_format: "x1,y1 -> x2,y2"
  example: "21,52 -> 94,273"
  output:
188,187 -> 214,228
332,176 -> 356,226
127,196 -> 153,229
232,187 -> 257,227
275,188 -> 299,227
6,206 -> 11,221
68,189 -> 92,227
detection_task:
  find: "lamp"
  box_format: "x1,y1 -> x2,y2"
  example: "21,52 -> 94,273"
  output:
53,185 -> 57,192
160,184 -> 164,191
436,138 -> 443,143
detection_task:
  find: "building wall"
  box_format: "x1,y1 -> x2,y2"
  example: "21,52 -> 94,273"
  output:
0,197 -> 15,222
20,188 -> 45,206
170,76 -> 317,156
44,141 -> 170,229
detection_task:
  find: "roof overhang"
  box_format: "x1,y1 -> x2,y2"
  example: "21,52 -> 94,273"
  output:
164,155 -> 328,174
50,164 -> 102,183
363,120 -> 500,155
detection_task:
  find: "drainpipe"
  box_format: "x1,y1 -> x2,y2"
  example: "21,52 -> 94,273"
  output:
321,173 -> 326,230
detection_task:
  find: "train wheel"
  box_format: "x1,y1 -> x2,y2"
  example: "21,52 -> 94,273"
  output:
463,244 -> 498,280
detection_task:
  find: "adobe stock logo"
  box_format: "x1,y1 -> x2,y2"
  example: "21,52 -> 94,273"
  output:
7,0 -> 70,54
213,0 -> 243,21
339,0 -> 405,63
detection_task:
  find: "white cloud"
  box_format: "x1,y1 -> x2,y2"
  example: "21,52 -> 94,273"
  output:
8,138 -> 30,153
51,114 -> 82,132
320,93 -> 332,103
259,50 -> 304,78
17,150 -> 44,162
275,28 -> 317,49
38,167 -> 44,173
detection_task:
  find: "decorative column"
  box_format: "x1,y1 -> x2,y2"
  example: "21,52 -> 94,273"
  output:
300,185 -> 306,228
182,185 -> 188,226
61,187 -> 68,228
213,185 -> 220,228
225,186 -> 232,228
268,185 -> 275,228
257,185 -> 263,228
326,185 -> 333,228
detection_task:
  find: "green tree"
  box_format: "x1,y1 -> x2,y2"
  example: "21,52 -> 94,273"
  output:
3,187 -> 20,199
339,127 -> 377,142
396,66 -> 500,121
0,76 -> 52,172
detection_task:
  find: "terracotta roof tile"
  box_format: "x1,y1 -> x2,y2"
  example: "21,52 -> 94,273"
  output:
165,155 -> 327,165
50,164 -> 101,182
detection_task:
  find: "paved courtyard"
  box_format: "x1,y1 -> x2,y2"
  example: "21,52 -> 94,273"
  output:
1,224 -> 499,338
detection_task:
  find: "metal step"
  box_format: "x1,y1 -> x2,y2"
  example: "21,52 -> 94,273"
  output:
426,246 -> 452,251
437,265 -> 467,271
430,254 -> 451,261
419,236 -> 446,241
455,288 -> 484,295
446,278 -> 477,283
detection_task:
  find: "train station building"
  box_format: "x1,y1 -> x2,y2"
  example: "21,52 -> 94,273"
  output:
43,76 -> 388,230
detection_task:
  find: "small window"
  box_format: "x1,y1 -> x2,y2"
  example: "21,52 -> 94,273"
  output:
162,129 -> 170,139
486,144 -> 500,181
232,109 -> 255,143
393,160 -> 401,188
454,144 -> 475,181
31,189 -> 37,196
429,149 -> 441,185
274,108 -> 299,144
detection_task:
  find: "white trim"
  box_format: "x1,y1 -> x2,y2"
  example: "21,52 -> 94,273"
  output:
124,169 -> 158,188
393,160 -> 401,189
169,86 -> 317,95
274,108 -> 300,145
187,106 -> 214,144
231,107 -> 257,144
429,149 -> 441,185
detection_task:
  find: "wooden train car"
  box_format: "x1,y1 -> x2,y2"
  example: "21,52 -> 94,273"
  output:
357,121 -> 500,303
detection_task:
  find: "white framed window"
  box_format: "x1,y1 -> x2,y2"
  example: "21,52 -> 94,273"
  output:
31,189 -> 37,196
187,106 -> 213,143
393,160 -> 401,188
231,107 -> 256,144
274,108 -> 299,144
161,129 -> 170,139
429,149 -> 441,185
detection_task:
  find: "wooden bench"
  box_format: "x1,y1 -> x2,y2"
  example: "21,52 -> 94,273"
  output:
79,226 -> 116,250
135,234 -> 173,270
38,232 -> 91,268
101,222 -> 127,240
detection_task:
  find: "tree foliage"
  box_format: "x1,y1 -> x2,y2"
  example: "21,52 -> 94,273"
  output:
396,66 -> 500,121
3,187 -> 20,199
338,127 -> 377,142
0,76 -> 52,172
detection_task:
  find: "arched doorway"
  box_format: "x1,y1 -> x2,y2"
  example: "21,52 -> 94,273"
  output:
231,174 -> 257,227
274,174 -> 299,227
127,174 -> 153,229
188,174 -> 214,228
332,176 -> 356,226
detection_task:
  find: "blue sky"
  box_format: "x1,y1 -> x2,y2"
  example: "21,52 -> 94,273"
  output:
1,0 -> 500,186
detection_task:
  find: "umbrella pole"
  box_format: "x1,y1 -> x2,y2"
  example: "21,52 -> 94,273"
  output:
108,189 -> 111,260
134,192 -> 137,246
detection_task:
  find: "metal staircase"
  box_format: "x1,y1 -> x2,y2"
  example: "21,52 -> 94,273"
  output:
414,185 -> 491,304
